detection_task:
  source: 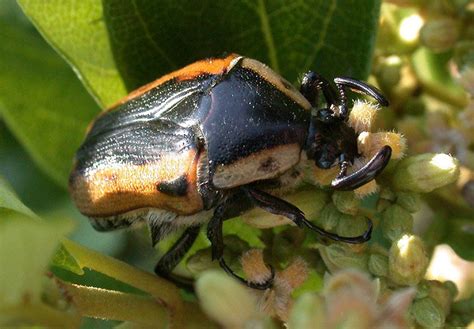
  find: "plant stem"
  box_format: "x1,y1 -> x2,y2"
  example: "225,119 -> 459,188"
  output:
0,302 -> 80,328
61,239 -> 190,328
60,281 -> 167,328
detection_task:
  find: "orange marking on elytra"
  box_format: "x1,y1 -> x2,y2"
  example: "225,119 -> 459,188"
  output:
108,54 -> 239,110
70,148 -> 203,217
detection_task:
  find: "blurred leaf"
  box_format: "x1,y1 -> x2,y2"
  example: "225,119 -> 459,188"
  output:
19,0 -> 381,101
0,176 -> 74,306
223,218 -> 264,248
51,244 -> 84,275
424,215 -> 474,261
0,176 -> 37,219
0,216 -> 73,306
412,47 -> 469,108
0,20 -> 100,188
17,0 -> 127,108
292,270 -> 324,298
443,218 -> 474,261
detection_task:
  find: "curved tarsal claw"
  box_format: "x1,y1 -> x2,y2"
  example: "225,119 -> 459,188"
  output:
331,145 -> 392,190
219,258 -> 275,290
334,77 -> 389,107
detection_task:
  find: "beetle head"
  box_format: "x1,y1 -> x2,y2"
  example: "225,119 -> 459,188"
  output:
300,72 -> 392,190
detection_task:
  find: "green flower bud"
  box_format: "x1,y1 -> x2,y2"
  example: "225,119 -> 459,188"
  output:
392,153 -> 460,193
388,234 -> 429,286
376,199 -> 392,213
319,244 -> 369,273
186,248 -> 216,275
379,187 -> 397,201
196,270 -> 256,327
332,191 -> 360,215
410,297 -> 446,328
443,280 -> 458,299
368,253 -> 389,277
415,280 -> 431,300
288,293 -> 326,329
396,192 -> 421,213
420,18 -> 460,52
376,56 -> 402,91
336,215 -> 369,242
427,281 -> 453,316
316,203 -> 342,231
381,204 -> 414,241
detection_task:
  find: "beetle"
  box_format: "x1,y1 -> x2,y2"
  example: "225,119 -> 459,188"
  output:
69,54 -> 391,289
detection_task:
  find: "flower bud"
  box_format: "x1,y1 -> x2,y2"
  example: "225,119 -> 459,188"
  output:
379,187 -> 397,202
348,100 -> 379,133
332,191 -> 359,215
420,18 -> 460,52
415,280 -> 430,299
443,280 -> 458,299
358,131 -> 407,159
324,270 -> 377,328
368,253 -> 389,277
288,293 -> 326,329
336,215 -> 370,243
381,204 -> 414,241
392,153 -> 460,193
316,203 -> 342,231
186,248 -> 216,275
376,199 -> 392,213
241,249 -> 273,285
396,192 -> 421,213
319,244 -> 369,273
389,234 -> 429,286
378,287 -> 416,329
196,270 -> 256,328
410,297 -> 445,328
310,166 -> 339,187
427,280 -> 453,316
354,180 -> 379,199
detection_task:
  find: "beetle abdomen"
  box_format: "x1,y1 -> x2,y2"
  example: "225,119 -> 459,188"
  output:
69,120 -> 204,218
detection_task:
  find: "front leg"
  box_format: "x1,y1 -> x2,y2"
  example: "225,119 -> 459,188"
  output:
207,199 -> 274,290
243,186 -> 372,244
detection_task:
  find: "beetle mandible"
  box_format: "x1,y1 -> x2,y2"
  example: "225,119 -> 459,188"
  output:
69,54 -> 391,289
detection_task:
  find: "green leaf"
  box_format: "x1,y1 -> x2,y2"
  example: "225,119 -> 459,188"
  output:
443,218 -> 474,261
0,18 -> 100,187
51,244 -> 84,275
105,0 -> 382,90
412,47 -> 469,108
0,216 -> 73,306
0,176 -> 37,219
17,0 -> 127,108
223,218 -> 264,248
0,177 -> 74,306
20,0 -> 381,100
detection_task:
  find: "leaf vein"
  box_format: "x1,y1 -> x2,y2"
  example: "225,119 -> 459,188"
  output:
303,0 -> 337,72
130,0 -> 177,69
256,0 -> 280,72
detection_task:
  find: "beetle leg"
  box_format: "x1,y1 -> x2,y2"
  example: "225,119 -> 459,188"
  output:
331,145 -> 392,190
243,186 -> 372,244
300,71 -> 339,110
155,225 -> 201,275
207,201 -> 275,290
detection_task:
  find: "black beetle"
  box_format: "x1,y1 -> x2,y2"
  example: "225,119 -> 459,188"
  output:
69,54 -> 391,289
